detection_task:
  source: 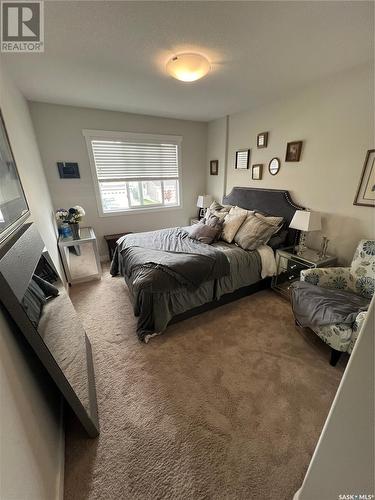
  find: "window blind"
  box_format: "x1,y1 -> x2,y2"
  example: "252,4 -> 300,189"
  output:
91,140 -> 179,181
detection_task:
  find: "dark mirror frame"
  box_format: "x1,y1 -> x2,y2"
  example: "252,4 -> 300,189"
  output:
0,223 -> 99,437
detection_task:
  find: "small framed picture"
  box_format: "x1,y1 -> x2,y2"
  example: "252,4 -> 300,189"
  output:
353,149 -> 375,207
257,132 -> 268,148
285,141 -> 303,162
252,164 -> 263,180
235,149 -> 250,169
210,160 -> 219,176
57,162 -> 80,178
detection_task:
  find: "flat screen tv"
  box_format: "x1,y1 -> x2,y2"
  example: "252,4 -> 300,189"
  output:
0,109 -> 30,243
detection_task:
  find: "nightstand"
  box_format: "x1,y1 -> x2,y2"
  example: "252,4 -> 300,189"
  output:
58,226 -> 102,285
190,218 -> 200,225
272,247 -> 337,298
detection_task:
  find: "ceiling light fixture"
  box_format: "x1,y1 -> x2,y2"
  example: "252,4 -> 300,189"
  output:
166,53 -> 210,82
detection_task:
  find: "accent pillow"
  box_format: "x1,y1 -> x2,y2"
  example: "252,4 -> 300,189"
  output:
221,212 -> 247,243
204,214 -> 224,241
234,212 -> 281,250
229,206 -> 254,218
255,212 -> 284,227
186,221 -> 221,245
205,201 -> 232,220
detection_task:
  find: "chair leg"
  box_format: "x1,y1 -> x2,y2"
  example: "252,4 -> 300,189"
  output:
330,348 -> 342,366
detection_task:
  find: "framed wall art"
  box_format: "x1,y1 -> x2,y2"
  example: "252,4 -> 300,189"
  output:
285,141 -> 303,162
235,149 -> 250,169
210,160 -> 219,176
269,157 -> 281,175
252,164 -> 263,180
257,132 -> 268,148
353,149 -> 375,207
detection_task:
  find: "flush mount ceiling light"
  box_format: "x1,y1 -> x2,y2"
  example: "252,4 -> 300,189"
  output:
166,53 -> 210,82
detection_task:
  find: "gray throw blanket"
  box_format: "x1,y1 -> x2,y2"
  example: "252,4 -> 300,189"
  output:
110,227 -> 230,340
290,281 -> 369,328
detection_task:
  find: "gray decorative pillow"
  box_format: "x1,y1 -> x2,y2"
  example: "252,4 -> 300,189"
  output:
186,221 -> 221,245
204,214 -> 224,239
205,201 -> 232,220
234,212 -> 280,250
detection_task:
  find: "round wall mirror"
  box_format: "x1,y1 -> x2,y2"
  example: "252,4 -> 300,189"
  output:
269,157 -> 280,175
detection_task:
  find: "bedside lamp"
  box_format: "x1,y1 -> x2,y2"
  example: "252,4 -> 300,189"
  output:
196,194 -> 212,219
289,210 -> 321,256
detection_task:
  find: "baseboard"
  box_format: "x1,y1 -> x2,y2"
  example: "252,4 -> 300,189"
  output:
55,397 -> 65,500
293,487 -> 301,499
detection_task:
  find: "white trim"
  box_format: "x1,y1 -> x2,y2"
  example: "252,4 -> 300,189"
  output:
96,204 -> 184,218
82,129 -> 182,145
83,129 -> 183,218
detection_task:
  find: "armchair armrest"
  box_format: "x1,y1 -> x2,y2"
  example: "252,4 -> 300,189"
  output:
348,311 -> 367,353
300,267 -> 354,291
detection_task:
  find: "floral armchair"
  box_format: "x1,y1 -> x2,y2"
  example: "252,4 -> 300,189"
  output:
300,240 -> 374,365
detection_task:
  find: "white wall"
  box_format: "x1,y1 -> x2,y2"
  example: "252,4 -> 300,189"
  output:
295,298 -> 374,499
207,65 -> 375,264
0,62 -> 64,499
29,102 -> 207,257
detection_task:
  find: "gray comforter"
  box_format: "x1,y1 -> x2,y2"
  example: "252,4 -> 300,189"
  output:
110,228 -> 231,340
290,281 -> 369,327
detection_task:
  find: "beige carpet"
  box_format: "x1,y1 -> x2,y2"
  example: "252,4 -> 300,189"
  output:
65,266 -> 345,500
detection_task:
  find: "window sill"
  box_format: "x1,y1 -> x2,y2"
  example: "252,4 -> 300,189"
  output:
98,204 -> 183,217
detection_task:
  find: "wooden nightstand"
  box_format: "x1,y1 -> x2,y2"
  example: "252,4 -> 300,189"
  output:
272,247 -> 337,298
104,232 -> 132,260
190,218 -> 200,225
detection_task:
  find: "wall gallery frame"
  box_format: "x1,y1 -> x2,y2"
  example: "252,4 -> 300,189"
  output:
235,149 -> 250,169
210,159 -> 219,175
353,149 -> 375,207
269,157 -> 281,175
285,141 -> 303,162
257,132 -> 268,148
252,164 -> 263,180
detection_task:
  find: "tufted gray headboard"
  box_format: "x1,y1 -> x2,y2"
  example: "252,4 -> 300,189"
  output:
222,186 -> 304,247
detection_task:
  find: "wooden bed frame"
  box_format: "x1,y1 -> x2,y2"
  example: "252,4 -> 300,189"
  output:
169,186 -> 304,326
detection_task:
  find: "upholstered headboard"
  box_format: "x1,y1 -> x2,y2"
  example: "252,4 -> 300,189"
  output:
222,186 -> 304,247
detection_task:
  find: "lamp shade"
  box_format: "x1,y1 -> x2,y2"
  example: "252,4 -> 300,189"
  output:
196,195 -> 212,209
167,53 -> 210,82
289,210 -> 321,231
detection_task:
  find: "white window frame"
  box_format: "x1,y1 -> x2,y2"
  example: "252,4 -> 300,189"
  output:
83,129 -> 183,217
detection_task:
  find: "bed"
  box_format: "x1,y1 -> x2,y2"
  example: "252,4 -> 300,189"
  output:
110,187 -> 303,342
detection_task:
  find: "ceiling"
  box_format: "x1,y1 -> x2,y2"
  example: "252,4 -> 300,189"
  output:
2,1 -> 373,121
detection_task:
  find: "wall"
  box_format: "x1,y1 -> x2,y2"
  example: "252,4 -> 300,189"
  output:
205,116 -> 228,202
294,297 -> 374,499
207,65 -> 374,264
0,62 -> 64,499
29,102 -> 207,257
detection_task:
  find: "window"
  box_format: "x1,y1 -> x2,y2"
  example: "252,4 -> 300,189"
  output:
83,130 -> 182,215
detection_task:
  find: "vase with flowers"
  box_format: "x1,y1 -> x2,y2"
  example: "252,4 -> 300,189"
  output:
55,205 -> 85,239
